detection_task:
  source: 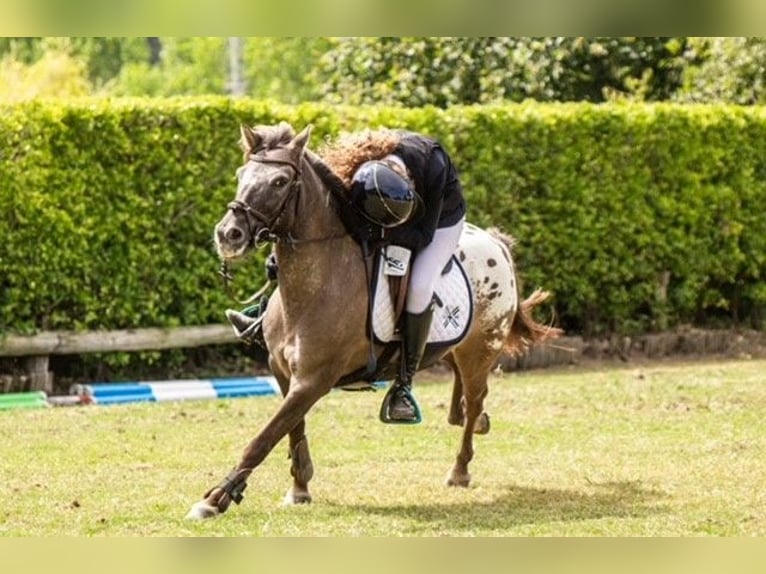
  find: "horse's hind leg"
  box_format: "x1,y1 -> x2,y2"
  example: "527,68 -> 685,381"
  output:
442,354 -> 465,427
446,353 -> 492,487
443,353 -> 490,434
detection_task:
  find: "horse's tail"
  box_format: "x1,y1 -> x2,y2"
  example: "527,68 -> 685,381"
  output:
486,227 -> 563,357
506,288 -> 563,357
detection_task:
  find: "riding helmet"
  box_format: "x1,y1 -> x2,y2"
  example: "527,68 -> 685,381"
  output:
350,160 -> 419,228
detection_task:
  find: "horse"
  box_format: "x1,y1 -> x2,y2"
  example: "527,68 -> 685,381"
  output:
186,122 -> 560,519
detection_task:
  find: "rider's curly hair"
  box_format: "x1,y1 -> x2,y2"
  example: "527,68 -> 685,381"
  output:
320,129 -> 402,187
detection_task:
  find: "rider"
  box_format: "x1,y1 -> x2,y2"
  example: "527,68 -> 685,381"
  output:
226,129 -> 466,424
352,132 -> 466,423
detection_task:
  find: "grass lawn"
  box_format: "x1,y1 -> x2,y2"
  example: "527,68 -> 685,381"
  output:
0,358 -> 764,536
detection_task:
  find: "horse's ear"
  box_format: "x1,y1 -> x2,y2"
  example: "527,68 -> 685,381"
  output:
290,125 -> 312,153
239,124 -> 261,155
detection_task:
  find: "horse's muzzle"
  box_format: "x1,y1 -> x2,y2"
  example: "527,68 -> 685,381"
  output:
214,216 -> 251,260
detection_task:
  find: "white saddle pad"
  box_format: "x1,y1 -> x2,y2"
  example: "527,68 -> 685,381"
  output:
372,254 -> 473,346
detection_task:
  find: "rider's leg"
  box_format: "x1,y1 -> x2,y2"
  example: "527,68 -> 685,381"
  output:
226,294 -> 269,346
225,252 -> 278,357
382,218 -> 465,423
226,294 -> 270,363
384,303 -> 434,422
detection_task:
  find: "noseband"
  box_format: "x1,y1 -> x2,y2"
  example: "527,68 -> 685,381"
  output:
227,150 -> 303,246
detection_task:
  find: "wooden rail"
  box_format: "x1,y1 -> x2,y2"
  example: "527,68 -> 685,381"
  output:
0,325 -> 238,393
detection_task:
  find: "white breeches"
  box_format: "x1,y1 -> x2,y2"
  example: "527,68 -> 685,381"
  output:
406,218 -> 465,313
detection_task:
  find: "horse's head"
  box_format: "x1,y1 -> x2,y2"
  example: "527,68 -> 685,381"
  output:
214,122 -> 312,260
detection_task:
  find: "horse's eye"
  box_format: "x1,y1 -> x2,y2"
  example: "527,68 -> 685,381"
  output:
274,177 -> 288,188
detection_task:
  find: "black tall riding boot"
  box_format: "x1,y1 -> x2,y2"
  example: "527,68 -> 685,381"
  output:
380,304 -> 434,424
225,294 -> 270,362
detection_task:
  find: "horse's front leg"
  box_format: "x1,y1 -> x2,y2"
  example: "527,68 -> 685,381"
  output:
270,369 -> 314,505
186,379 -> 328,519
284,418 -> 313,505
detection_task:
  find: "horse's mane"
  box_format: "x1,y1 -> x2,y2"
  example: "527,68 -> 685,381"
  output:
239,124 -> 406,238
319,129 -> 402,187
310,129 -> 407,241
242,124 -> 400,191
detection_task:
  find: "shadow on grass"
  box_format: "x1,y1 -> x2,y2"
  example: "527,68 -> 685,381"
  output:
336,480 -> 669,531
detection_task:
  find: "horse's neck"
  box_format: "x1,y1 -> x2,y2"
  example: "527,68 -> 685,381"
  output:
291,158 -> 345,242
274,161 -> 362,312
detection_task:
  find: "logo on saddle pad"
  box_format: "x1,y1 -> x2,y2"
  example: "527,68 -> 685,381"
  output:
372,251 -> 473,347
382,245 -> 411,277
442,304 -> 461,330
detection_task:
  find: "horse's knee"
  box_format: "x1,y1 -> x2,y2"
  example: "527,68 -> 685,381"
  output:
462,385 -> 488,421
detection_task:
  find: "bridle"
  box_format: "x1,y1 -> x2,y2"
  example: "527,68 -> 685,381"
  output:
226,149 -> 304,247
219,146 -> 348,296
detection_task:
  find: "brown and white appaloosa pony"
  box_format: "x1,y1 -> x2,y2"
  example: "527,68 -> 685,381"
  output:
186,122 -> 560,519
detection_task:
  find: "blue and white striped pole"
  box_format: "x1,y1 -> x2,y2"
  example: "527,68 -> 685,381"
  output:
70,376 -> 281,406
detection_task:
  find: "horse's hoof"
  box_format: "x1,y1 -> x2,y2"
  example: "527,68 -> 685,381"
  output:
185,501 -> 220,520
283,489 -> 312,506
446,471 -> 471,488
473,412 -> 491,435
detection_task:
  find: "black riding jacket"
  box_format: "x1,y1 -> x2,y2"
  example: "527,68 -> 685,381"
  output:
385,132 -> 466,252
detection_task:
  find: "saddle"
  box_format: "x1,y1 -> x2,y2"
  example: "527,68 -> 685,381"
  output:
370,245 -> 473,347
337,244 -> 472,390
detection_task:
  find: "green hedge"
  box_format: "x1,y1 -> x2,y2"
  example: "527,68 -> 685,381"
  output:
451,103 -> 766,335
1,99 -> 765,348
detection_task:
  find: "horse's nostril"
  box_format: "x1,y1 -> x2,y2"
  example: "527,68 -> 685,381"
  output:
226,227 -> 244,242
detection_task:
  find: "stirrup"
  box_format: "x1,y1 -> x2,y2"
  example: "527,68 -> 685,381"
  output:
226,309 -> 265,344
226,309 -> 257,335
379,383 -> 422,425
